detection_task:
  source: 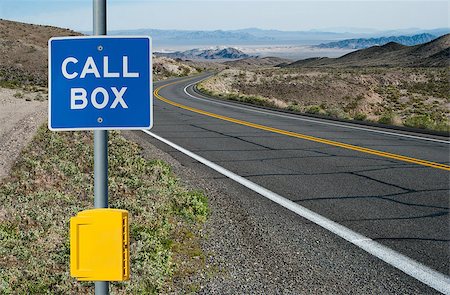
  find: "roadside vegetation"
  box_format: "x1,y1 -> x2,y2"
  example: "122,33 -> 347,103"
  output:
197,67 -> 449,132
0,18 -> 213,294
0,126 -> 208,294
153,56 -> 201,81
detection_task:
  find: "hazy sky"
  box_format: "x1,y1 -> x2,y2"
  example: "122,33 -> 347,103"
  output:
0,1 -> 448,32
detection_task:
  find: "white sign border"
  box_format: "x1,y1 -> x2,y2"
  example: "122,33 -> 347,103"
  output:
48,35 -> 153,131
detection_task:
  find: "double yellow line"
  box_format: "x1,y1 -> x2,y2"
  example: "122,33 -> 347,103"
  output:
154,79 -> 450,172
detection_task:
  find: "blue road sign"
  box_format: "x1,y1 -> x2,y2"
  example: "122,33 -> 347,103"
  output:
48,36 -> 152,130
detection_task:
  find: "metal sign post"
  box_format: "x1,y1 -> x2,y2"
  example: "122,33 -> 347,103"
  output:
49,0 -> 152,291
93,0 -> 109,294
49,32 -> 151,291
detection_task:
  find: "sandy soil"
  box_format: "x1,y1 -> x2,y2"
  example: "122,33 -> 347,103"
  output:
0,88 -> 47,180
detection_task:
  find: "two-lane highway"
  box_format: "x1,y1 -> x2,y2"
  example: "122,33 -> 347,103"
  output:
143,74 -> 449,293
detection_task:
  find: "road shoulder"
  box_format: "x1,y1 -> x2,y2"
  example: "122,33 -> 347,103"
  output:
124,130 -> 438,294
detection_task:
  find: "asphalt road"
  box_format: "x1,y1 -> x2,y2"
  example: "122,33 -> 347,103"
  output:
146,74 -> 449,293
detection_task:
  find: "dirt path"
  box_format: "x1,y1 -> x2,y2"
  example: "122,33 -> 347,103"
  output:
0,88 -> 47,180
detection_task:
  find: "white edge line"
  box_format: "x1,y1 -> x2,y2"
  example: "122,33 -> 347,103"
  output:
182,80 -> 449,145
141,129 -> 450,294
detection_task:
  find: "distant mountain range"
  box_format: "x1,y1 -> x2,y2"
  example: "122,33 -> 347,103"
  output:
108,28 -> 350,46
317,33 -> 437,49
107,27 -> 450,47
282,34 -> 450,68
110,29 -> 274,46
155,47 -> 251,60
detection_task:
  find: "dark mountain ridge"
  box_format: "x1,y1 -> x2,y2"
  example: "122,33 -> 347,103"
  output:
283,34 -> 450,68
317,33 -> 437,49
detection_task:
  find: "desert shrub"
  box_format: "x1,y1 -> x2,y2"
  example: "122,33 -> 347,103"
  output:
13,91 -> 24,99
403,114 -> 434,129
325,107 -> 347,119
344,100 -> 359,112
244,94 -> 274,107
0,79 -> 19,88
386,86 -> 401,101
434,121 -> 450,132
378,112 -> 395,125
404,115 -> 449,131
287,103 -> 302,112
306,105 -> 323,115
179,66 -> 191,77
354,113 -> 367,121
406,80 -> 450,100
34,93 -> 46,101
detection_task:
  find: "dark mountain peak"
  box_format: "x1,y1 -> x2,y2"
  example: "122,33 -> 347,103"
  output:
379,41 -> 407,51
419,33 -> 450,49
216,47 -> 245,57
410,33 -> 450,57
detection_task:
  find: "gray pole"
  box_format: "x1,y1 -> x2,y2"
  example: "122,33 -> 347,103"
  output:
93,0 -> 109,294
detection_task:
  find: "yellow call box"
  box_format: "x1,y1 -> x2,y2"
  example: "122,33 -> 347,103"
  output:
70,208 -> 129,281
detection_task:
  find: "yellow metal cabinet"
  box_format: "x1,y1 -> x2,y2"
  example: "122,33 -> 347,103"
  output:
70,208 -> 129,281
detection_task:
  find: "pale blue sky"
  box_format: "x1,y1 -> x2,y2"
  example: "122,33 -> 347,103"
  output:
0,1 -> 448,32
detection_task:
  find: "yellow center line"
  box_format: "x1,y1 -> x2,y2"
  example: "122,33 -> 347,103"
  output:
154,78 -> 450,172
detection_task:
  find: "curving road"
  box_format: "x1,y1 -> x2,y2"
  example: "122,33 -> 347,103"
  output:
141,74 -> 449,293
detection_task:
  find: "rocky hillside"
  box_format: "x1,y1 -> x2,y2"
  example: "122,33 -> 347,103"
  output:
156,47 -> 251,60
0,19 -> 80,86
153,56 -> 199,80
317,33 -> 437,49
285,34 -> 450,68
0,19 -> 200,86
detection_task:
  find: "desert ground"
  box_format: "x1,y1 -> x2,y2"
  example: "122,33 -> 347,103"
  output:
0,87 -> 47,179
198,67 -> 449,131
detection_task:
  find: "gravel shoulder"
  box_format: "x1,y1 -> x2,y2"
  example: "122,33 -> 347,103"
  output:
124,130 -> 438,294
0,88 -> 47,180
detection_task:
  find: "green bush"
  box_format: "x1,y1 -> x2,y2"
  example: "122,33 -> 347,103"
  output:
13,91 -> 24,99
404,114 -> 449,131
403,114 -> 434,129
326,107 -> 347,119
353,113 -> 367,121
287,103 -> 302,112
378,112 -> 394,125
244,95 -> 273,107
344,100 -> 359,112
434,121 -> 450,132
34,93 -> 46,101
306,105 -> 323,115
0,79 -> 20,89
